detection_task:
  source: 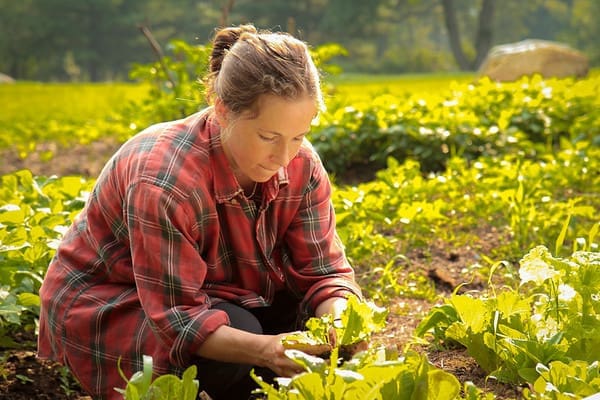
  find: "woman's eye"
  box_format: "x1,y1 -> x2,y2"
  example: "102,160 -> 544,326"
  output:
259,134 -> 277,143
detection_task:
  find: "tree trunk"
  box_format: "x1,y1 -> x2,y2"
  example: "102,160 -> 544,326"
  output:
440,0 -> 471,70
473,0 -> 495,69
442,0 -> 497,71
220,0 -> 235,27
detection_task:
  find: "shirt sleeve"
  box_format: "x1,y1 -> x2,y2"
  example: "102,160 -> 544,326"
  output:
283,154 -> 363,316
125,180 -> 229,367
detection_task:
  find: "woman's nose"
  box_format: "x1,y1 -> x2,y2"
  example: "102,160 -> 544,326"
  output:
270,141 -> 290,166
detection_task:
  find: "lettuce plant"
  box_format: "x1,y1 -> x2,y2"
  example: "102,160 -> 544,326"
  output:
115,355 -> 199,400
416,245 -> 600,392
254,297 -> 461,399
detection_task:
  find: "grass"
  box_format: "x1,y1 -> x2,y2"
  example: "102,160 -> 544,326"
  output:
0,69 -> 596,148
0,81 -> 148,126
3,68 -> 596,120
0,73 -> 473,125
326,72 -> 476,101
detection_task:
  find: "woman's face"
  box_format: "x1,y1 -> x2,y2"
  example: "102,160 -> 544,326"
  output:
217,94 -> 317,186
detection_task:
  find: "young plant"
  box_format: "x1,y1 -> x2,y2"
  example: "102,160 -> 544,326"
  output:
115,355 -> 199,400
522,360 -> 600,399
252,347 -> 462,400
416,245 -> 600,388
281,296 -> 387,355
252,297 -> 462,399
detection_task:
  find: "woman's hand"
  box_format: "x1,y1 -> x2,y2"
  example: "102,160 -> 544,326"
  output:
317,297 -> 369,358
197,325 -> 328,378
328,324 -> 368,358
257,332 -> 328,377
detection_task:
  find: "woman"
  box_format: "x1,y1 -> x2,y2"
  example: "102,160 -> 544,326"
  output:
38,24 -> 363,399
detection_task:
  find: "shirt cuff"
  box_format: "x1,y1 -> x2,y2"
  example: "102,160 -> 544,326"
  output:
169,308 -> 230,367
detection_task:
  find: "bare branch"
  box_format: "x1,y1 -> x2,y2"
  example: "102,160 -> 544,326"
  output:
138,24 -> 177,90
220,0 -> 235,27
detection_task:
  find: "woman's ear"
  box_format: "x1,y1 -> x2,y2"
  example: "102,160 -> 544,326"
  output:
214,98 -> 229,128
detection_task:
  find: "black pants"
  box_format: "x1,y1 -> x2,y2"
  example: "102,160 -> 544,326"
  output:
194,291 -> 302,400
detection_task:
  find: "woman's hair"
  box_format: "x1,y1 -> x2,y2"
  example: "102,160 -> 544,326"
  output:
204,24 -> 324,116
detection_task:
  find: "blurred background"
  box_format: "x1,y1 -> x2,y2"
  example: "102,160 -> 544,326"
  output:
1,0 -> 598,82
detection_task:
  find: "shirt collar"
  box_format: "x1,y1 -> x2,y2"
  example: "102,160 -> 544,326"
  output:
207,113 -> 289,204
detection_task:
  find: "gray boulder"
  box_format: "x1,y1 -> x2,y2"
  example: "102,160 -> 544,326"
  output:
477,39 -> 589,82
0,72 -> 15,84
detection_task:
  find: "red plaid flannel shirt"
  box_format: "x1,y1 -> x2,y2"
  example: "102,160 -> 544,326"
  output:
38,108 -> 361,398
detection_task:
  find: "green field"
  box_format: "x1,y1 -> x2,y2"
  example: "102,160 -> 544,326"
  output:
1,72 -> 600,399
0,81 -> 148,126
1,69 -> 598,128
0,73 -> 477,155
0,74 -> 469,127
328,72 -> 475,99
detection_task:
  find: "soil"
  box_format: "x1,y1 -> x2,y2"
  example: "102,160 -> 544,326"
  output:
0,142 -> 524,399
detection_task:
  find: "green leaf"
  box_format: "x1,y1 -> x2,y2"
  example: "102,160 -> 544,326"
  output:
0,226 -> 28,249
0,205 -> 26,225
149,374 -> 181,398
124,384 -> 139,400
414,304 -> 458,338
284,349 -> 328,374
281,330 -> 330,353
338,297 -> 388,345
427,369 -> 461,400
334,368 -> 364,383
588,223 -> 599,250
292,372 -> 327,400
138,354 -> 153,396
55,176 -> 87,198
250,370 -> 285,399
555,214 -> 571,255
350,363 -> 408,399
180,365 -> 199,400
449,294 -> 489,333
17,292 -> 39,307
496,291 -> 531,321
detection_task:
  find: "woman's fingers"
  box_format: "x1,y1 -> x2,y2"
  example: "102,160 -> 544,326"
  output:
342,340 -> 369,356
264,333 -> 310,377
328,326 -> 337,348
301,343 -> 332,356
270,352 -> 305,377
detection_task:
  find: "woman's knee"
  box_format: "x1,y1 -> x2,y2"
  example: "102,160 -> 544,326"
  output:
213,301 -> 263,335
191,302 -> 265,398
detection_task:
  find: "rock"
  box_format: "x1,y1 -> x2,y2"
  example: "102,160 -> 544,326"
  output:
0,72 -> 15,83
477,39 -> 589,82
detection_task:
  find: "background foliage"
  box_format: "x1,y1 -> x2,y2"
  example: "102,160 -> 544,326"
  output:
0,0 -> 598,81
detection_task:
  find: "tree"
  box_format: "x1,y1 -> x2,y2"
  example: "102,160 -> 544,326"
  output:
440,0 -> 495,70
561,0 -> 600,65
0,0 -> 53,78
